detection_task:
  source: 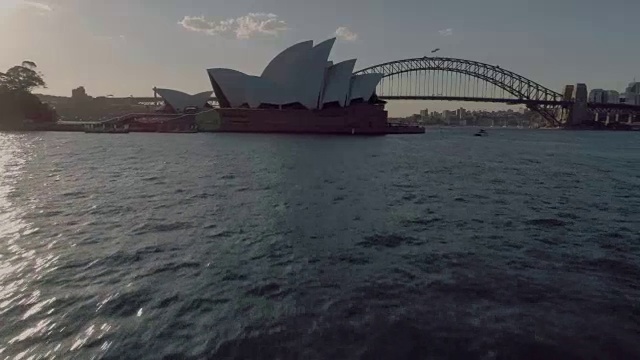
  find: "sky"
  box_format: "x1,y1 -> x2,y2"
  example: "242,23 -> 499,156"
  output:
1,0 -> 639,116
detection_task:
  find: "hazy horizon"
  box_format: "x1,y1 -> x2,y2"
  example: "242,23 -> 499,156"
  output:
1,0 -> 638,115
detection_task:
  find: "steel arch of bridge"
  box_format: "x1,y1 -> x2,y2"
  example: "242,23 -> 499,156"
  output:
354,57 -> 566,125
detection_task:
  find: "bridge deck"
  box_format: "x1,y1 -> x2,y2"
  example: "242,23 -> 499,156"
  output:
378,96 -> 569,106
379,96 -> 640,112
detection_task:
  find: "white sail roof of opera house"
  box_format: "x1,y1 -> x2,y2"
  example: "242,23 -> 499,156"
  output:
322,59 -> 357,108
348,74 -> 384,103
154,89 -> 212,112
260,40 -> 313,86
294,38 -> 336,109
206,38 -> 383,110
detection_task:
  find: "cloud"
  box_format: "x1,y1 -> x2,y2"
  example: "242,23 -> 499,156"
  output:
179,13 -> 288,39
21,0 -> 53,11
334,26 -> 358,42
438,28 -> 453,36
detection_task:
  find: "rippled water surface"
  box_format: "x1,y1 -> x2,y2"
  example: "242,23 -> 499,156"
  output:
1,129 -> 639,359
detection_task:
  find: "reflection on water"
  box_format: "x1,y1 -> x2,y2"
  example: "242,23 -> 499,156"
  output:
0,130 -> 639,359
0,134 -> 113,359
0,135 -> 56,358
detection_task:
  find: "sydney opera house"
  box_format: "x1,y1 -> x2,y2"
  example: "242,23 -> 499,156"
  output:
207,38 -> 382,111
105,38 -> 423,134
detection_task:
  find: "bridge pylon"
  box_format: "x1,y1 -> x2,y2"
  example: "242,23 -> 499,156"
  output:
567,83 -> 589,126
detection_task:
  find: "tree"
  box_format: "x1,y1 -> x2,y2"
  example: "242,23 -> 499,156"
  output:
0,61 -> 55,128
0,61 -> 46,93
21,60 -> 37,70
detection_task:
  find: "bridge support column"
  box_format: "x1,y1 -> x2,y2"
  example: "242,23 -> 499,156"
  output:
568,83 -> 589,127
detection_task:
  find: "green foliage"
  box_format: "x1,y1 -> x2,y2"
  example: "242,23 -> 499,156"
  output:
0,61 -> 46,93
0,61 -> 55,128
21,60 -> 37,69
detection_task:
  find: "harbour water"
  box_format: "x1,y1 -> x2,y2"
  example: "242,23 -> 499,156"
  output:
1,129 -> 639,359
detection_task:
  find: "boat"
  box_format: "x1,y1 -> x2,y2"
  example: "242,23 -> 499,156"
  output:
84,124 -> 130,133
156,127 -> 198,133
386,122 -> 427,134
474,129 -> 488,137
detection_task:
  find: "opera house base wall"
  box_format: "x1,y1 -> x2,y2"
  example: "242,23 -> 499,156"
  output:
194,104 -> 423,135
95,104 -> 425,135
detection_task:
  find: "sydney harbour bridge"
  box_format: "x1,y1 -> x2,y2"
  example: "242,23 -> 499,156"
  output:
353,57 -> 640,127
135,57 -> 640,127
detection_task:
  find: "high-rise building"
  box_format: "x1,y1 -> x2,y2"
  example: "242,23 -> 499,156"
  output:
625,82 -> 640,105
588,89 -> 620,104
589,89 -> 606,103
606,90 -> 620,104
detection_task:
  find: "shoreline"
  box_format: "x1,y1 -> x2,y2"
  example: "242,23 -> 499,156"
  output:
1,122 -> 638,133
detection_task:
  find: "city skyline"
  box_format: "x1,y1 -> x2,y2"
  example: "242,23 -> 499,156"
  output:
1,0 -> 639,116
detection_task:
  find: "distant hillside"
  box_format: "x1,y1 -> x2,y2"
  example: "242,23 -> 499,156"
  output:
35,93 -> 70,103
35,93 -> 155,103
